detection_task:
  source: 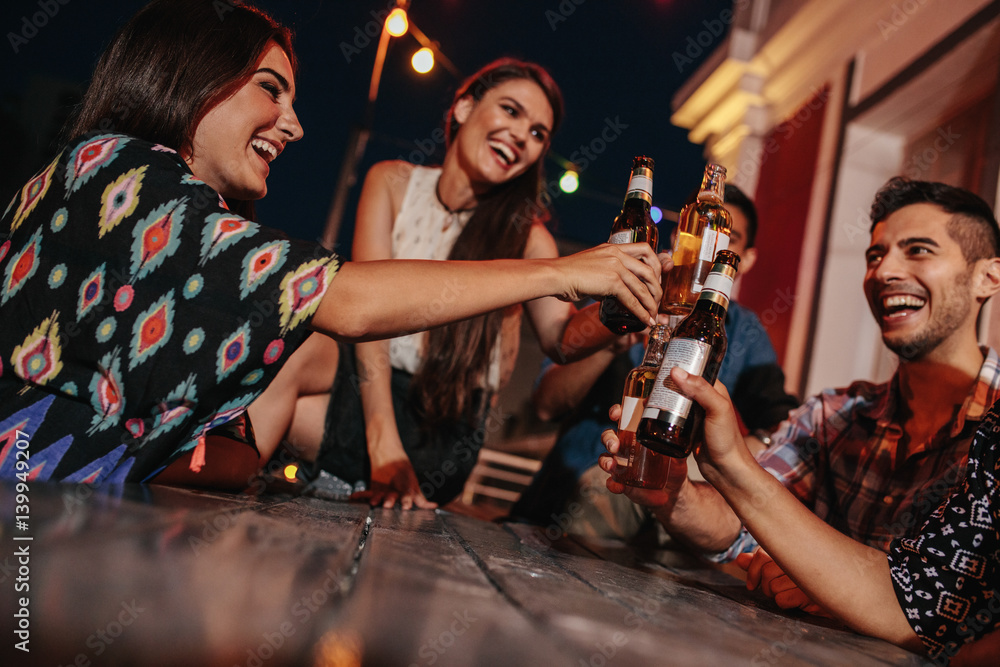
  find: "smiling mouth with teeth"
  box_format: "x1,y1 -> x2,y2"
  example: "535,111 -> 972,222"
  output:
251,138 -> 277,163
882,294 -> 927,317
488,140 -> 515,166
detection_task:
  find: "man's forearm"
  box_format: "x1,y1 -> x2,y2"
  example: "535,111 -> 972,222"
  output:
650,478 -> 745,554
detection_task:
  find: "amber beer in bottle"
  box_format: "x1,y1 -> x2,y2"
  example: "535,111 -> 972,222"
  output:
660,163 -> 731,320
637,250 -> 740,458
612,324 -> 671,488
600,156 -> 658,335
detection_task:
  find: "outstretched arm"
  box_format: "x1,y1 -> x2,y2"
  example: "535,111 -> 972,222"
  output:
669,368 -> 922,652
311,243 -> 662,343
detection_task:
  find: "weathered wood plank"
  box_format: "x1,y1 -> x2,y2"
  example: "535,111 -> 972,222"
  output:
2,486 -> 932,666
493,521 -> 925,666
2,484 -> 367,666
310,507 -> 582,666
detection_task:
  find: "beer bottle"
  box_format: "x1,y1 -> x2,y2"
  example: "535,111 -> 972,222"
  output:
599,156 -> 658,335
660,163 -> 731,323
637,250 -> 740,458
612,323 -> 671,488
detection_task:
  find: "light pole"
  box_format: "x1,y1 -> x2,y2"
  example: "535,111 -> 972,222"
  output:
320,3 -> 461,251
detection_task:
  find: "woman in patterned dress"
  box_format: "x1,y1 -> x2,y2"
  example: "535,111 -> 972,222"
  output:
601,368 -> 1000,665
0,0 -> 662,490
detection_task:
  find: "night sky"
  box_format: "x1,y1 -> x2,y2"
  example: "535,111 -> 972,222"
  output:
3,0 -> 733,254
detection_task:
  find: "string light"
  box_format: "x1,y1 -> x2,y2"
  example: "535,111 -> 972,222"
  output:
411,47 -> 434,73
385,8 -> 408,37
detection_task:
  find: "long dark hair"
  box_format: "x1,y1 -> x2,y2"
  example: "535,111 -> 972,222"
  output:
65,0 -> 296,220
411,58 -> 565,426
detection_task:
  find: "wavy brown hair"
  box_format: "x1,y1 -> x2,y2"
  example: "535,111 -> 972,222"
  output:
410,58 -> 564,427
66,0 -> 296,220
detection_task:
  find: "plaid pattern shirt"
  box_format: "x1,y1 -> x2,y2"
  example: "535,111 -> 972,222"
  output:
710,347 -> 1000,562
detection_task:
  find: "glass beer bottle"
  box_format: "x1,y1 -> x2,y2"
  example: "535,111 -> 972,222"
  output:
600,156 -> 658,335
612,323 -> 671,488
637,250 -> 740,458
660,163 -> 731,325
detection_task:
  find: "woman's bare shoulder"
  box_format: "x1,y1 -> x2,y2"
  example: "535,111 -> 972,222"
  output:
524,222 -> 559,259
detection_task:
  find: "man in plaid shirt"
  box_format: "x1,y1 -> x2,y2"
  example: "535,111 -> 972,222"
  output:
601,177 -> 1000,613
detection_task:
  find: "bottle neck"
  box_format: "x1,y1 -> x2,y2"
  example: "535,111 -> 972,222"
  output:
695,264 -> 736,312
640,324 -> 669,366
697,164 -> 725,203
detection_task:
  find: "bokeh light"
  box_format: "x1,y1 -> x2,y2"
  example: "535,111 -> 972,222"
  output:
385,8 -> 408,37
411,47 -> 434,74
559,170 -> 579,194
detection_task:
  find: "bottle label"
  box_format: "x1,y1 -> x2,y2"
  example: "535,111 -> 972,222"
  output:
642,339 -> 711,424
619,396 -> 643,433
699,229 -> 718,262
608,230 -> 634,244
702,271 -> 733,297
626,174 -> 653,202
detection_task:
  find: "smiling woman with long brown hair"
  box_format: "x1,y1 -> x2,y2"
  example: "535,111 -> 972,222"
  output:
250,57 -> 671,508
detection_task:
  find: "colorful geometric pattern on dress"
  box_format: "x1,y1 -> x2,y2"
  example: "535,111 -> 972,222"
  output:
77,263 -> 106,321
87,348 -> 125,433
65,135 -> 124,195
0,133 -> 338,484
129,290 -> 175,370
24,435 -> 74,481
278,257 -> 340,334
240,240 -> 288,298
11,312 -> 63,385
62,444 -> 128,484
145,373 -> 198,442
888,402 -> 1000,664
186,396 -> 257,446
200,213 -> 259,265
1,227 -> 42,306
98,165 -> 147,238
0,393 -> 54,476
131,198 -> 185,280
50,207 -> 69,233
217,323 -> 251,381
10,155 -> 59,234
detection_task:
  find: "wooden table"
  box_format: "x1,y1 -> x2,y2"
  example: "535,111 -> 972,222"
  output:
1,483 -> 927,666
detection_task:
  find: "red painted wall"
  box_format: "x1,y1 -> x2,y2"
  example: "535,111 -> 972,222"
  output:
741,88 -> 829,366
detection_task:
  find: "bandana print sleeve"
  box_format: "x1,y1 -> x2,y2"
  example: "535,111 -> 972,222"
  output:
887,404 -> 1000,664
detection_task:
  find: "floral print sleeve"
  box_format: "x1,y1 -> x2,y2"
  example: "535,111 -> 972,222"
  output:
888,403 -> 1000,664
0,133 -> 339,484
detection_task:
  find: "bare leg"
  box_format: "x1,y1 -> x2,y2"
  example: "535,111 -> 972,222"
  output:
287,393 -> 333,461
248,333 -> 341,463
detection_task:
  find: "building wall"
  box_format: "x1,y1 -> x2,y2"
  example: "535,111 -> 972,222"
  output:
672,0 -> 1000,397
